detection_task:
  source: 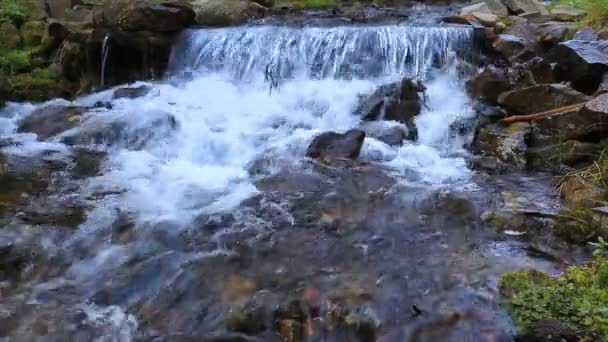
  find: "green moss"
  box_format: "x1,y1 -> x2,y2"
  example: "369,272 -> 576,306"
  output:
295,0 -> 339,9
8,67 -> 60,101
554,204 -> 605,243
500,261 -> 608,339
0,0 -> 28,26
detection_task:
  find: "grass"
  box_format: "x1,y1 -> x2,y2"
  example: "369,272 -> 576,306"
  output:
499,258 -> 608,339
548,0 -> 608,28
288,0 -> 339,9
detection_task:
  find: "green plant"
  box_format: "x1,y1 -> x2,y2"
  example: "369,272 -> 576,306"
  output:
500,260 -> 608,339
547,0 -> 608,29
0,0 -> 28,26
295,0 -> 339,9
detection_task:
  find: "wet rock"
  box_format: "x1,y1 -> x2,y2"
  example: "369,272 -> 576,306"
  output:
573,27 -> 598,41
468,155 -> 507,174
47,0 -> 80,19
559,175 -> 606,203
376,126 -> 408,146
0,153 -> 55,204
476,123 -> 530,168
190,0 -> 267,27
503,0 -> 549,16
275,319 -> 303,342
112,85 -> 152,99
481,209 -> 549,233
555,40 -> 608,94
471,0 -> 509,16
18,198 -> 88,228
60,111 -> 178,149
224,295 -> 272,334
467,67 -> 516,104
306,130 -> 365,161
104,0 -> 195,32
70,148 -> 106,179
497,84 -> 589,114
17,104 -> 88,140
551,5 -> 586,22
251,0 -> 274,8
519,57 -> 555,84
515,319 -> 586,342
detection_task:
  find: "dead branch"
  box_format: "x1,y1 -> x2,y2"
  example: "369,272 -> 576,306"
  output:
499,103 -> 587,124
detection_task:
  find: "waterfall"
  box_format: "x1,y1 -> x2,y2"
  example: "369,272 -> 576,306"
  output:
170,25 -> 473,80
101,34 -> 111,87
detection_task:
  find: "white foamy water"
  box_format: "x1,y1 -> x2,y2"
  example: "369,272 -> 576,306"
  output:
3,24 -> 476,225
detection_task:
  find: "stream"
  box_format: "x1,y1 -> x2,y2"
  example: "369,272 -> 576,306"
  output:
0,20 -> 588,341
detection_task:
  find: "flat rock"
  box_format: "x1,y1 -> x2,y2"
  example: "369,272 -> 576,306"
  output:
461,2 -> 492,15
472,0 -> 509,16
503,0 -> 549,15
498,83 -> 589,114
473,12 -> 497,26
555,40 -> 608,93
551,5 -> 586,21
306,130 -> 366,161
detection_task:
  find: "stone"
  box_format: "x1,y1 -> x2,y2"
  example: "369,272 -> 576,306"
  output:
104,0 -> 195,32
498,84 -> 589,114
467,67 -> 513,104
476,123 -> 530,168
518,12 -> 551,23
17,104 -> 88,140
190,0 -> 267,27
112,85 -> 152,99
47,0 -> 80,19
461,2 -> 492,16
573,27 -> 598,41
515,319 -> 581,342
536,21 -> 577,47
471,0 -> 509,16
63,5 -> 105,27
519,57 -> 555,84
473,12 -> 497,27
0,23 -> 21,49
527,140 -> 603,171
306,130 -> 366,161
551,5 -> 586,21
493,34 -> 528,60
597,72 -> 608,95
360,123 -> 408,146
599,28 -> 608,40
503,0 -> 549,15
555,40 -> 608,94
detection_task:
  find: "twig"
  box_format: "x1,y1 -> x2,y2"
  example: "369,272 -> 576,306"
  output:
500,103 -> 586,124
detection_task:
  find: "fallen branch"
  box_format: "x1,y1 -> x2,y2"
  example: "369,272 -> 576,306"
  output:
499,102 -> 586,124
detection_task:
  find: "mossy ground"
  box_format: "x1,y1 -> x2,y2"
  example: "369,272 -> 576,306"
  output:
499,259 -> 608,339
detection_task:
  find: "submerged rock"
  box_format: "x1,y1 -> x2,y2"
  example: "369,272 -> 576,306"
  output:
306,130 -> 365,161
112,85 -> 152,99
17,104 -> 88,140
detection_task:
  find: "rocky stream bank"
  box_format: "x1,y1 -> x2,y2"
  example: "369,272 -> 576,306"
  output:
1,0 -> 608,341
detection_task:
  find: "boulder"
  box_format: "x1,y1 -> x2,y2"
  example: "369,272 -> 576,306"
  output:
104,0 -> 195,32
473,12 -> 497,27
467,67 -> 513,104
527,140 -> 603,171
551,5 -> 586,22
360,123 -> 408,146
461,3 -> 492,15
530,94 -> 608,145
559,175 -> 606,203
190,0 -> 267,27
555,40 -> 608,93
498,84 -> 589,114
17,104 -> 88,140
306,130 -> 366,161
112,85 -> 152,99
519,57 -> 555,84
63,5 -> 106,27
516,319 -> 586,342
476,123 -> 530,168
493,34 -> 528,60
471,0 -> 509,16
0,23 -> 21,49
503,0 -> 548,15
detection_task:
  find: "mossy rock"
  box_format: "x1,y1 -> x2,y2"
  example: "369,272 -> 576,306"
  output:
554,203 -> 607,243
0,22 -> 21,48
7,67 -> 64,102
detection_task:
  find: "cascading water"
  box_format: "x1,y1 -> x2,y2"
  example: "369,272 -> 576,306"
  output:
0,23 -> 513,341
101,34 -> 111,87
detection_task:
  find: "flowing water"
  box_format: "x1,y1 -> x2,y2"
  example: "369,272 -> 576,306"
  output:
0,24 -> 576,341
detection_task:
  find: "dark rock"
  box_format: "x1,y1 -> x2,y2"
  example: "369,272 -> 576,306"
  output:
573,27 -> 598,41
537,21 -> 576,47
559,175 -> 606,203
17,104 -> 88,140
376,126 -> 408,146
555,40 -> 608,94
597,72 -> 608,95
112,85 -> 152,99
519,57 -> 555,84
498,84 -> 589,114
70,148 -> 106,178
356,78 -> 424,137
306,130 -> 365,161
471,0 -> 509,16
516,319 -> 591,342
527,140 -> 603,171
104,0 -> 195,32
466,66 -> 534,104
251,0 -> 274,7
493,34 -> 528,61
